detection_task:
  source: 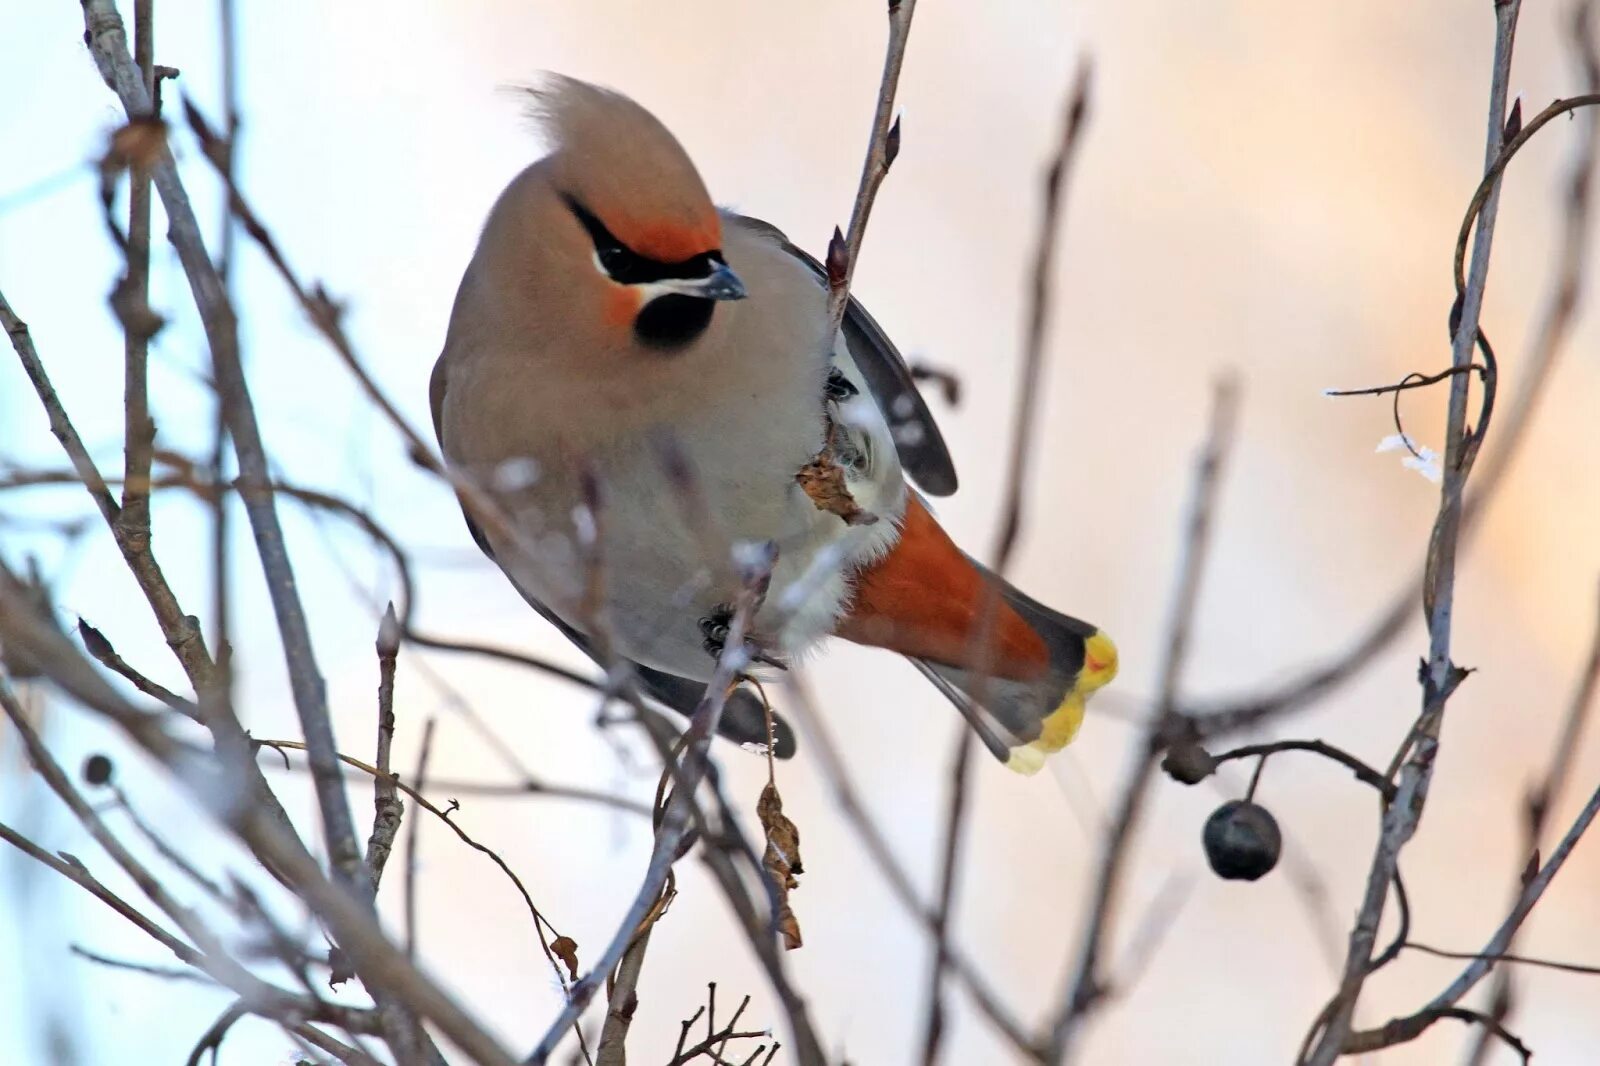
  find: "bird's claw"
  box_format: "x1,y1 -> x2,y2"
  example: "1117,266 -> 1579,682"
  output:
824,367 -> 859,403
699,605 -> 788,671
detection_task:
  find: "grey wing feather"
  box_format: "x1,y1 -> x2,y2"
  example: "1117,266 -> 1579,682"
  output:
516,594 -> 796,759
728,213 -> 959,496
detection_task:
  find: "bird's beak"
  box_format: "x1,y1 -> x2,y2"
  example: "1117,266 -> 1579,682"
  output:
661,261 -> 747,301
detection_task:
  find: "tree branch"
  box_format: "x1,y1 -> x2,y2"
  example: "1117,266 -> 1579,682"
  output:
1047,377 -> 1239,1062
1305,5 -> 1520,1058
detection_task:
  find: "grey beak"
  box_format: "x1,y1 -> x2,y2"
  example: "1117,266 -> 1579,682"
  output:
651,261 -> 747,302
692,262 -> 747,301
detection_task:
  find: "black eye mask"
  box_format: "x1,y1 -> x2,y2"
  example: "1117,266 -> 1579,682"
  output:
561,194 -> 725,285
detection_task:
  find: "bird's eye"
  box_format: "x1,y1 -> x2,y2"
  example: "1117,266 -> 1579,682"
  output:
597,244 -> 631,277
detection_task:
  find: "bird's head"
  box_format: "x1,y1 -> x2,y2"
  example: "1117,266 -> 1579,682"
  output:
503,76 -> 745,354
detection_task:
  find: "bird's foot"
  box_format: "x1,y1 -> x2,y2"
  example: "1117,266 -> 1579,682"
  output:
699,605 -> 788,671
824,367 -> 859,403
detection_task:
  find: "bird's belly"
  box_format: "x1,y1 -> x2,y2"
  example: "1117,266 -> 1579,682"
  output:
486,400 -> 895,682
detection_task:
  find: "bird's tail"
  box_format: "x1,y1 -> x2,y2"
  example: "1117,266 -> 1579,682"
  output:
913,578 -> 1117,775
836,495 -> 1117,775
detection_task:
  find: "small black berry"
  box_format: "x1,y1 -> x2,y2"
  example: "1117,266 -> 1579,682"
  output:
1202,799 -> 1281,881
82,754 -> 114,787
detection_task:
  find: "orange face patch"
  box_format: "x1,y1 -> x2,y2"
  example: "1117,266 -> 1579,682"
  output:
602,284 -> 641,327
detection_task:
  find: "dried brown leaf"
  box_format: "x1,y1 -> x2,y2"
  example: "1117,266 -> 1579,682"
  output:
551,935 -> 580,981
103,117 -> 169,175
795,436 -> 876,527
758,783 -> 804,950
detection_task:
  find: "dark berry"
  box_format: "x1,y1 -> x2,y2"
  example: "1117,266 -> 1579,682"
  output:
1203,799 -> 1281,881
82,754 -> 114,787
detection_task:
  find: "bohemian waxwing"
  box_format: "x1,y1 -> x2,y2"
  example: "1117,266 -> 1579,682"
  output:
430,76 -> 1117,774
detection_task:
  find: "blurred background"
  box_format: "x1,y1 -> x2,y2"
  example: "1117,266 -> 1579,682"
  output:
3,1 -> 1599,1063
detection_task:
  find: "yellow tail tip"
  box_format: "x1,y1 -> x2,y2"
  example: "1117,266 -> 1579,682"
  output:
1003,629 -> 1118,775
1080,630 -> 1118,692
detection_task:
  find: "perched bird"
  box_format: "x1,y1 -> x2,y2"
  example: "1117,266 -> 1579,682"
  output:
431,77 -> 1116,774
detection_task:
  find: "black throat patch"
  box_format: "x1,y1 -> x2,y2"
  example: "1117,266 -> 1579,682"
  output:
634,294 -> 715,350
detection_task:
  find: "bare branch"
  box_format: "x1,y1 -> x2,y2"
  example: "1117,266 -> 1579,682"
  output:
0,671 -> 376,1037
1048,377 -> 1238,1062
1305,4 -> 1521,1057
1,289 -> 212,687
1406,941 -> 1600,978
994,64 -> 1092,569
70,943 -> 215,985
364,603 -> 405,896
0,820 -> 193,962
0,561 -> 518,1066
823,0 -> 918,339
921,67 -> 1094,1065
80,0 -> 369,905
524,566 -> 769,1064
781,672 -> 1037,1058
114,0 -> 159,608
404,716 -> 435,961
76,617 -> 200,721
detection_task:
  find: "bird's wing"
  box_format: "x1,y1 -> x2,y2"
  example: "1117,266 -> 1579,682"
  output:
725,212 -> 959,496
429,352 -> 795,756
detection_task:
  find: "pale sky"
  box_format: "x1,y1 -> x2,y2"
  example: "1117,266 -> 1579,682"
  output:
3,3 -> 1599,1064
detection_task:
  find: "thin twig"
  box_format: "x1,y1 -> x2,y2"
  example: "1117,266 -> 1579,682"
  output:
0,561 -> 516,1066
364,603 -> 404,896
919,723 -> 973,1065
290,1023 -> 386,1066
1467,585 -> 1600,1059
0,820 -> 193,962
1332,733 -> 1600,1055
1405,941 -> 1600,978
75,617 -> 200,720
595,924 -> 652,1066
106,782 -> 227,901
523,567 -> 768,1064
70,943 -> 214,985
780,671 -> 1037,1059
115,0 -> 158,588
253,736 -> 577,985
405,717 -> 436,961
0,288 -> 214,690
920,67 -> 1093,1066
1466,8 -> 1600,1053
210,0 -> 240,715
1305,6 -> 1520,1058
1202,739 -> 1395,801
80,0 -> 369,908
183,1000 -> 249,1066
822,0 -> 918,340
1048,378 -> 1238,1063
993,64 -> 1091,569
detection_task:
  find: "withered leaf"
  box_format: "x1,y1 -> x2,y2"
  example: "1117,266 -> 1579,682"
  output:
758,783 -> 804,951
796,447 -> 876,527
103,117 -> 169,175
550,935 -> 580,981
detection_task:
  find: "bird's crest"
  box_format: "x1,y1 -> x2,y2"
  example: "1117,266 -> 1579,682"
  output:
522,75 -> 723,264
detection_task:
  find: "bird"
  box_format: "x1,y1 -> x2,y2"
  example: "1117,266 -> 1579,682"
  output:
430,76 -> 1116,774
